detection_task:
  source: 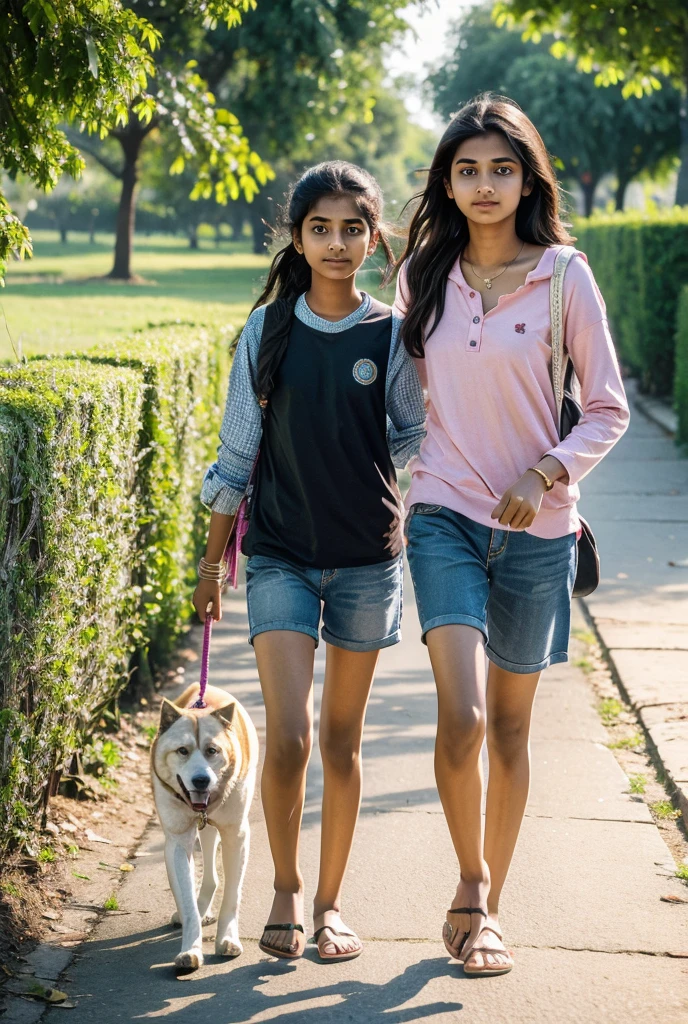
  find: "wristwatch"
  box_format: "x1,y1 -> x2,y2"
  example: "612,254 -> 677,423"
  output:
528,467 -> 554,491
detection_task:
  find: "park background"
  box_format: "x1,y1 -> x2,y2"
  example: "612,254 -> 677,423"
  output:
1,1 -> 688,1009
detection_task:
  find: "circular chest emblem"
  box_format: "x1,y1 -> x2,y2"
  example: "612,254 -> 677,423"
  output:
353,358 -> 378,385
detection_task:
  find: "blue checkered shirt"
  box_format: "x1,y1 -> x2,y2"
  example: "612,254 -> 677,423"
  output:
201,293 -> 426,515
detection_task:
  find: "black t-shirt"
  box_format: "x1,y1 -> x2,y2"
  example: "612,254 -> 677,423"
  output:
243,297 -> 397,568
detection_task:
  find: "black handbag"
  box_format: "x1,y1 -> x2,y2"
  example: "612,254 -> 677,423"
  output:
550,247 -> 600,598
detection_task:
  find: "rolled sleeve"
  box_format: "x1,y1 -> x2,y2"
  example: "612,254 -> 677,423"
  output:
200,306 -> 265,513
386,314 -> 426,468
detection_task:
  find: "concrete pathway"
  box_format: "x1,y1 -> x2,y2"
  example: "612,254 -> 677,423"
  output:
579,384 -> 688,818
40,560 -> 688,1022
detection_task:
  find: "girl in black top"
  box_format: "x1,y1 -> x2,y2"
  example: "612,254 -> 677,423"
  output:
195,162 -> 425,961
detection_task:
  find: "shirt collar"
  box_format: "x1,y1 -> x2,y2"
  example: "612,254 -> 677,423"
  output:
295,291 -> 371,333
447,245 -> 565,290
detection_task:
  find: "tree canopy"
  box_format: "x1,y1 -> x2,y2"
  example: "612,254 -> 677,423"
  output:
429,5 -> 679,215
495,0 -> 688,203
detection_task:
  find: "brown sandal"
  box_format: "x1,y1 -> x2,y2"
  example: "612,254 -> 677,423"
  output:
462,924 -> 514,977
259,922 -> 306,960
443,906 -> 487,960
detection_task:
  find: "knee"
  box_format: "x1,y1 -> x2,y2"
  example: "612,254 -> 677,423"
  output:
266,726 -> 313,775
436,708 -> 486,770
488,713 -> 530,766
320,722 -> 360,776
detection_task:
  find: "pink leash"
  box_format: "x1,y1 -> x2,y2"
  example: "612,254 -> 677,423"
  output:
189,465 -> 256,709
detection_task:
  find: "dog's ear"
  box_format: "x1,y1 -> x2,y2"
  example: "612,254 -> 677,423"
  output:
159,699 -> 182,733
211,702 -> 235,730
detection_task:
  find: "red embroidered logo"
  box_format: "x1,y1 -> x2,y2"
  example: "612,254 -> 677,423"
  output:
515,323 -> 526,334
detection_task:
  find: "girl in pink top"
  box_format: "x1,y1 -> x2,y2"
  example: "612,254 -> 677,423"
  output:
394,94 -> 629,977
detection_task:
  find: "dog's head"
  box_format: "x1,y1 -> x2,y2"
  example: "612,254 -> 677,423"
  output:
153,699 -> 237,812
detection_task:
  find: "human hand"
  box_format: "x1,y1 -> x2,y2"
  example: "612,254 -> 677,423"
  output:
376,465 -> 406,557
491,470 -> 546,530
193,579 -> 222,622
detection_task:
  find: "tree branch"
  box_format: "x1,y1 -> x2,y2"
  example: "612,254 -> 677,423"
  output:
64,132 -> 124,180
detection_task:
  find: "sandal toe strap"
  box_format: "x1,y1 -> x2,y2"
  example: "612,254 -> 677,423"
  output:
263,923 -> 304,934
446,906 -> 487,916
313,926 -> 357,942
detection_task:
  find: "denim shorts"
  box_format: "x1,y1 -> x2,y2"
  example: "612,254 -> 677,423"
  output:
245,554 -> 403,652
406,504 -> 577,674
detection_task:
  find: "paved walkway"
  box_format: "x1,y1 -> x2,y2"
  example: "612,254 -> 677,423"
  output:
40,526 -> 688,1021
580,383 -> 688,818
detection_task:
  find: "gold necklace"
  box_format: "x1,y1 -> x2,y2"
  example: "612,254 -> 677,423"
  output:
462,241 -> 526,290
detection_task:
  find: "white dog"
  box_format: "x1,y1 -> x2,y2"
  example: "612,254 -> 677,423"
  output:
151,682 -> 258,970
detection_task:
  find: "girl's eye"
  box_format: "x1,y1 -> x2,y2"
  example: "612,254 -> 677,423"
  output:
495,166 -> 512,175
313,225 -> 326,233
177,747 -> 189,756
460,168 -> 476,176
347,226 -> 361,234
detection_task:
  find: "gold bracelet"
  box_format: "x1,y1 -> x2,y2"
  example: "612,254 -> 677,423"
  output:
528,467 -> 554,492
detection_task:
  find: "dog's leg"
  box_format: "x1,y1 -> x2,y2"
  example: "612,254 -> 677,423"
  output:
164,829 -> 204,970
197,825 -> 220,924
215,820 -> 250,957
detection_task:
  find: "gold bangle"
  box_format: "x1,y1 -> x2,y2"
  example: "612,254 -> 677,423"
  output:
528,467 -> 554,491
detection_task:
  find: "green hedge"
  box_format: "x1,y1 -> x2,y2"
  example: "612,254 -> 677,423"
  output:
0,325 -> 230,855
675,288 -> 688,447
575,209 -> 688,397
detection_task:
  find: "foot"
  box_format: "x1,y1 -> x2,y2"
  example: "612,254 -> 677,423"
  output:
444,875 -> 490,959
261,890 -> 305,956
463,914 -> 513,974
174,947 -> 203,971
313,909 -> 362,959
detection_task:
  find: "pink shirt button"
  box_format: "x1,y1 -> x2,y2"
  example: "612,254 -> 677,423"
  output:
469,291 -> 475,298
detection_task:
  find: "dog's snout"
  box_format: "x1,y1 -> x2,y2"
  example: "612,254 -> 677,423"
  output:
191,774 -> 211,791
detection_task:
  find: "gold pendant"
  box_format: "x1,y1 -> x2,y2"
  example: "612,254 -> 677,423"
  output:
485,279 -> 492,289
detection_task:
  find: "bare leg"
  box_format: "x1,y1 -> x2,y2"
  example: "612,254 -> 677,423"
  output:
313,645 -> 379,956
425,624 -> 490,955
463,662 -> 540,971
254,630 -> 316,954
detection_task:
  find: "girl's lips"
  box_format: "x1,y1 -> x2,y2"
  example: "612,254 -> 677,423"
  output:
474,201 -> 498,207
324,258 -> 350,262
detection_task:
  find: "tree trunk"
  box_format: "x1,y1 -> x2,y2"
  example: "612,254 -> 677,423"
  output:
188,226 -> 199,250
615,175 -> 630,212
60,225 -> 68,244
676,58 -> 688,206
108,117 -> 151,280
580,176 -> 598,218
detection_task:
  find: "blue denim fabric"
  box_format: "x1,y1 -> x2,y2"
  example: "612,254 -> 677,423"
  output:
245,553 -> 403,652
406,504 -> 577,673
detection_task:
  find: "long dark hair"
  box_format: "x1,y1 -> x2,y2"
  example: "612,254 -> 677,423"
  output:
250,161 -> 394,405
395,93 -> 574,358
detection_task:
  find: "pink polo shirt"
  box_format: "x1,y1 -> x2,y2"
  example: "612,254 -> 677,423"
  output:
394,246 -> 629,539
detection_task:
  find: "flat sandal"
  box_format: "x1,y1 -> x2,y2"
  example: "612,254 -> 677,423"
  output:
313,924 -> 362,963
462,924 -> 514,977
259,922 -> 306,960
443,906 -> 487,961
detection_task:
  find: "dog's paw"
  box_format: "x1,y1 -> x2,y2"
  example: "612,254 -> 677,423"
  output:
202,912 -> 217,926
216,937 -> 243,958
174,949 -> 204,971
170,910 -> 181,927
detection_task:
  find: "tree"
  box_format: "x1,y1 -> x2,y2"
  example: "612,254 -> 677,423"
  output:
428,5 -> 679,215
495,0 -> 688,204
195,0 -> 421,251
0,0 -> 271,281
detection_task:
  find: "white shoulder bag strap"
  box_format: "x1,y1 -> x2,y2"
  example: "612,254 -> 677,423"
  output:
549,245 -> 579,430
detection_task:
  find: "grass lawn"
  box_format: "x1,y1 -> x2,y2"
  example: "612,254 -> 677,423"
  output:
1,230 -> 391,361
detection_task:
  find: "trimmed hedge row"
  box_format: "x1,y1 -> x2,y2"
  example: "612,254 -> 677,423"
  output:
675,288 -> 688,446
575,209 -> 688,398
0,325 -> 230,855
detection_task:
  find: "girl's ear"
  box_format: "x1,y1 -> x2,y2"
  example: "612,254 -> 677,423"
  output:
444,178 -> 454,200
367,229 -> 379,256
522,174 -> 534,198
292,228 -> 303,255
